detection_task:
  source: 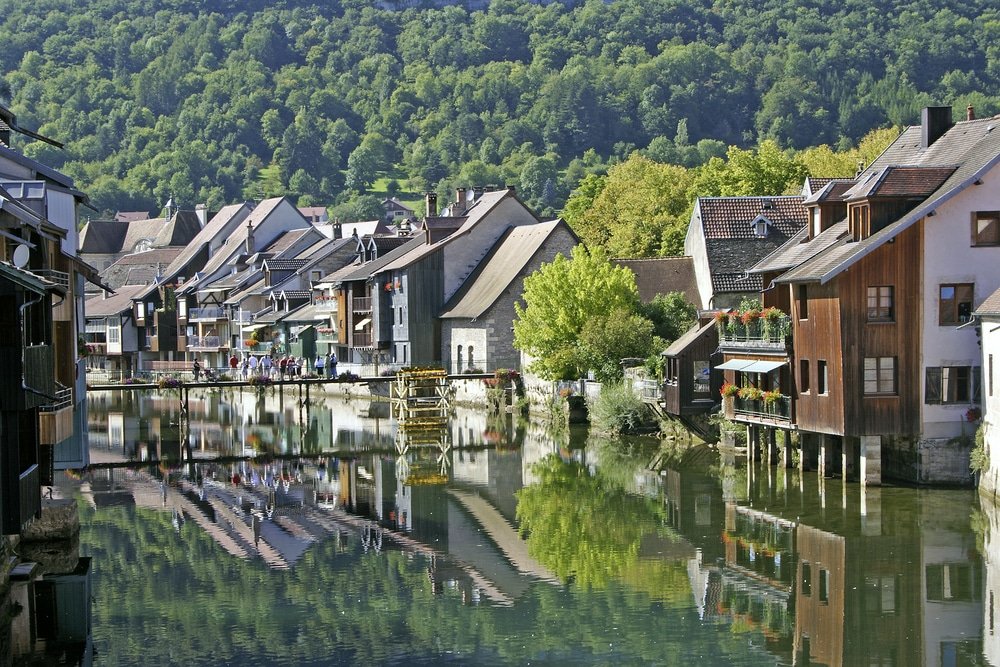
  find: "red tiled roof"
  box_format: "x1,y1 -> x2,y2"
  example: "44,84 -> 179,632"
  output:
698,196 -> 807,239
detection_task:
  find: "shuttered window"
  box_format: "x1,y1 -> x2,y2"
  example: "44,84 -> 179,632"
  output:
925,366 -> 981,404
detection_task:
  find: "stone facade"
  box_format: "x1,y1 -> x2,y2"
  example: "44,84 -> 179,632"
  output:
441,224 -> 577,374
882,435 -> 975,486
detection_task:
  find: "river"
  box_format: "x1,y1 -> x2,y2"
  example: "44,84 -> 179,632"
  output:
11,386 -> 997,665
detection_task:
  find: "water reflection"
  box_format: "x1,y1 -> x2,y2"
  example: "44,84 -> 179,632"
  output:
43,390 -> 995,664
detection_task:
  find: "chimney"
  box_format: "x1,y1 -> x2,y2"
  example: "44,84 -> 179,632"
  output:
505,184 -> 516,193
195,203 -> 208,226
921,106 -> 953,148
245,219 -> 255,254
968,105 -> 976,121
453,187 -> 467,216
424,192 -> 438,218
332,218 -> 342,239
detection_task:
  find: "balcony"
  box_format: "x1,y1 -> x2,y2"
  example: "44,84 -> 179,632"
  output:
188,335 -> 223,350
314,299 -> 337,312
231,310 -> 254,324
719,316 -> 790,351
39,383 -> 74,446
353,297 -> 372,312
729,395 -> 792,423
18,464 -> 40,529
353,332 -> 373,347
35,269 -> 69,290
190,307 -> 226,321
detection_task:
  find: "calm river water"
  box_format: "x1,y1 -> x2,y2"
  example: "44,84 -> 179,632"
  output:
21,387 -> 1000,665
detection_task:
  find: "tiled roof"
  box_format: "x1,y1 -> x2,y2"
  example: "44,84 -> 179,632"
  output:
803,180 -> 854,205
280,289 -> 311,300
441,220 -> 571,319
613,257 -> 699,305
802,177 -> 848,196
85,284 -> 148,318
326,235 -> 426,284
751,221 -> 849,274
784,115 -> 1000,283
843,166 -> 956,200
264,258 -> 307,271
705,237 -> 790,292
712,272 -> 762,293
697,196 -> 807,240
79,220 -> 128,253
976,286 -> 1000,316
342,219 -> 389,238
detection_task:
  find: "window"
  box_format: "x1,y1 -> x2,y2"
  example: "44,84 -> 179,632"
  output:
107,317 -> 121,344
802,562 -> 812,596
797,285 -> 808,320
800,359 -> 810,393
939,284 -> 974,325
991,354 -> 994,397
819,568 -> 830,604
867,286 -> 894,322
926,366 -> 982,404
864,357 -> 897,394
972,211 -> 1000,246
817,360 -> 828,394
467,346 -> 474,369
456,345 -> 462,372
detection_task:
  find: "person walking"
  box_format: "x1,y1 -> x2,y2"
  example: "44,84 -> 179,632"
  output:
329,351 -> 338,379
229,353 -> 238,372
248,354 -> 259,377
279,355 -> 288,380
315,354 -> 325,377
192,358 -> 201,381
262,354 -> 272,378
241,355 -> 249,380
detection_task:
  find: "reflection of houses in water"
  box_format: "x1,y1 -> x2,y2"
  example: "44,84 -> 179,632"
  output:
8,551 -> 93,665
663,461 -> 983,666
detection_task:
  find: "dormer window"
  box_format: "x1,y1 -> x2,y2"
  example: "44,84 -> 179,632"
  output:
750,214 -> 772,238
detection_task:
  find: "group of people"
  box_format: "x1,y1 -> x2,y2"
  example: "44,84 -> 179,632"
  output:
212,351 -> 338,380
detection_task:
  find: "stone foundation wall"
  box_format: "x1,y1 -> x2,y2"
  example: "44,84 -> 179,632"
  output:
882,435 -> 975,486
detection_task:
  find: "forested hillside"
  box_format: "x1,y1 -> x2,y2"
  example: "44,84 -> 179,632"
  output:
1,0 -> 997,223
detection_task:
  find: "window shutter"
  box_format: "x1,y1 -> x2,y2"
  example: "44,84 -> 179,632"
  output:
925,367 -> 942,404
974,366 -> 983,403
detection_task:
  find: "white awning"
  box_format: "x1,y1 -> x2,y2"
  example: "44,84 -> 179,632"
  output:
742,360 -> 786,374
354,317 -> 371,330
242,323 -> 267,332
715,359 -> 755,371
290,324 -> 315,336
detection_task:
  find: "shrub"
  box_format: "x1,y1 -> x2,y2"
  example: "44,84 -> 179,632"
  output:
158,376 -> 183,390
590,383 -> 654,435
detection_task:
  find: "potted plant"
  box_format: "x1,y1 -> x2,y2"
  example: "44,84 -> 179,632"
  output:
738,386 -> 764,403
762,389 -> 783,413
761,307 -> 786,340
721,380 -> 738,417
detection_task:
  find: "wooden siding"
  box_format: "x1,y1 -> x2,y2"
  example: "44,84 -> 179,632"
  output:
791,281 -> 845,434
838,223 -> 922,436
663,325 -> 719,416
39,404 -> 74,446
335,291 -> 347,344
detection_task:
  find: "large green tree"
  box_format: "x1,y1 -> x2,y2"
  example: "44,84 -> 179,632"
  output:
513,245 -> 641,380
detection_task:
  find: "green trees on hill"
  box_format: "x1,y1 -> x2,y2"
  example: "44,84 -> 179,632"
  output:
0,0 -> 996,220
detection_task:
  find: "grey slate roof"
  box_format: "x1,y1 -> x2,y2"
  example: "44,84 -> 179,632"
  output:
325,235 -> 426,284
85,284 -> 148,317
663,319 -> 716,357
778,115 -> 1000,283
264,258 -> 307,271
440,220 -> 570,319
750,221 -> 849,275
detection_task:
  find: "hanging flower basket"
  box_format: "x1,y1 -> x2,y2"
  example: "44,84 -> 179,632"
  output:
720,380 -> 739,398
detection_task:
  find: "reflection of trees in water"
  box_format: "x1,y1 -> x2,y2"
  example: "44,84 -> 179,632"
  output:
515,454 -> 691,604
79,492 -> 752,665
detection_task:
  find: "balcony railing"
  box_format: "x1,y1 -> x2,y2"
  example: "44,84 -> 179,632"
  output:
190,307 -> 226,321
231,310 -> 254,324
719,317 -> 790,350
733,395 -> 792,421
314,300 -> 337,312
85,320 -> 107,333
353,332 -> 373,347
39,382 -> 72,413
353,297 -> 372,312
634,378 -> 662,402
35,269 -> 69,289
188,335 -> 222,349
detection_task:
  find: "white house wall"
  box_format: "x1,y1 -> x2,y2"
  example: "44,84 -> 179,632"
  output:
980,313 -> 1000,499
921,164 -> 1000,438
442,197 -> 537,302
683,201 -> 713,310
46,187 -> 77,254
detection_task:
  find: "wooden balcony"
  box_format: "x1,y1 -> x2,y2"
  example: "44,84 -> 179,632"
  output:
39,383 -> 73,446
730,395 -> 792,424
719,317 -> 790,353
353,297 -> 372,312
